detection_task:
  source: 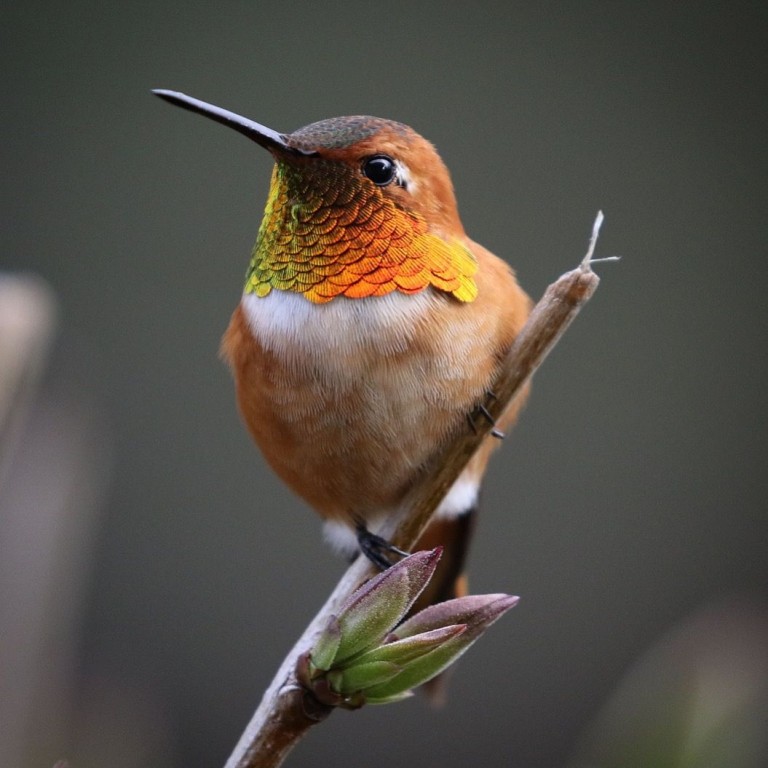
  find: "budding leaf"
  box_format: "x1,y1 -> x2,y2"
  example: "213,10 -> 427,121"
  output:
396,594 -> 519,639
338,661 -> 403,693
333,548 -> 442,664
351,624 -> 467,667
311,614 -> 342,671
363,594 -> 519,703
298,550 -> 517,709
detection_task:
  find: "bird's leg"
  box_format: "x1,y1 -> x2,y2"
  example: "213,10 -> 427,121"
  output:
355,522 -> 410,571
467,391 -> 505,440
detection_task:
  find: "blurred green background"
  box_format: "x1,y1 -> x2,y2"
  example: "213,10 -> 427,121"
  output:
2,2 -> 767,767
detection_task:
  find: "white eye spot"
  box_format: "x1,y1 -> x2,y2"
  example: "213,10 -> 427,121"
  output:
395,160 -> 417,193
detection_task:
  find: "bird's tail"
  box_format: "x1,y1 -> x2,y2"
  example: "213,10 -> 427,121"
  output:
411,506 -> 477,612
409,504 -> 479,705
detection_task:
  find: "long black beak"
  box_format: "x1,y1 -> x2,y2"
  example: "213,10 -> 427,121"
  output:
152,89 -> 316,156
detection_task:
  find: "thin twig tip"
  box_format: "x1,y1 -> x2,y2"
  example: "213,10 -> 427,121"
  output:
580,211 -> 620,269
580,211 -> 605,271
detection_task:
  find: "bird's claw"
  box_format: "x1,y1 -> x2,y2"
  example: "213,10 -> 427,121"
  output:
355,523 -> 409,571
468,393 -> 503,438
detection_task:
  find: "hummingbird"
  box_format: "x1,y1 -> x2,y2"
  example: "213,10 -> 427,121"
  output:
154,90 -> 531,609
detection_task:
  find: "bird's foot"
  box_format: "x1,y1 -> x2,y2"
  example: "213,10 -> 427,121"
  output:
467,391 -> 505,440
355,523 -> 410,571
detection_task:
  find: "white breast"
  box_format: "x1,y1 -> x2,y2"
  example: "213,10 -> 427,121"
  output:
242,289 -> 433,355
241,288 -> 485,382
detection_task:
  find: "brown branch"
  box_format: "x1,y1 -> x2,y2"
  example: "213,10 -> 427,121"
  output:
223,214 -> 610,768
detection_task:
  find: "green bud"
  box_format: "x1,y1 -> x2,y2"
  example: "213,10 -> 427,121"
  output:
333,548 -> 442,664
396,593 -> 519,639
338,660 -> 403,693
363,594 -> 518,704
351,624 -> 467,667
311,614 -> 342,671
297,550 -> 517,709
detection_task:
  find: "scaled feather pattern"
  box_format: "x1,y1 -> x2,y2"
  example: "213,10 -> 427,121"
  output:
245,161 -> 478,303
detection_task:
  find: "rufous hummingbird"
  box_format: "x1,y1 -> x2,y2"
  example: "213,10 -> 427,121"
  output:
154,90 -> 531,608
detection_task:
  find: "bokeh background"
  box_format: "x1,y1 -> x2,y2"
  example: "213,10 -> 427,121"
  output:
2,2 -> 767,767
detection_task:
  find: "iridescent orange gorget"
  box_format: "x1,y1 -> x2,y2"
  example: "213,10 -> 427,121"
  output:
246,159 -> 478,304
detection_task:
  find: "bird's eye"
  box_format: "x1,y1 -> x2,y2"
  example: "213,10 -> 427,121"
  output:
362,155 -> 397,186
